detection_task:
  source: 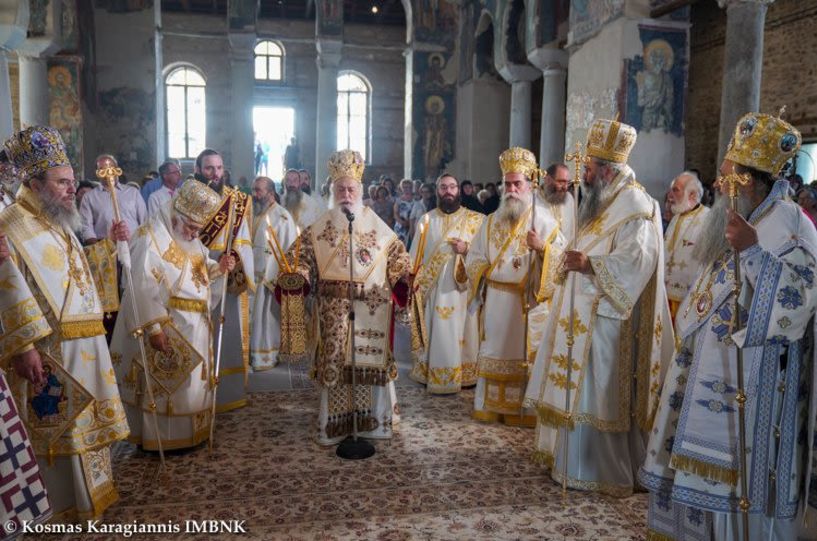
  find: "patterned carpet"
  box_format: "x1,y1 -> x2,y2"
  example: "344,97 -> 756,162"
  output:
32,373 -> 647,541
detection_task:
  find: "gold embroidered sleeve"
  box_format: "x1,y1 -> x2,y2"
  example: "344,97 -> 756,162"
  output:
84,238 -> 120,313
589,256 -> 634,316
0,258 -> 52,363
386,238 -> 411,287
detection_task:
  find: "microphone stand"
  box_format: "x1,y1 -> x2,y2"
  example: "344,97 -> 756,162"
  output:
336,209 -> 376,460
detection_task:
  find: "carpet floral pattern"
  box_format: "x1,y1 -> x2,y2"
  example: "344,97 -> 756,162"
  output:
33,384 -> 647,540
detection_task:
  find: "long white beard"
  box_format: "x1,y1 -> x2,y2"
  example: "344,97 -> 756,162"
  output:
39,188 -> 81,232
670,201 -> 694,215
691,193 -> 754,267
497,192 -> 531,224
330,194 -> 363,217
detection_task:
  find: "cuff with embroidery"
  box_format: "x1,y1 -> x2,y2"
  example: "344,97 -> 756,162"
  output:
589,256 -> 633,317
739,243 -> 764,287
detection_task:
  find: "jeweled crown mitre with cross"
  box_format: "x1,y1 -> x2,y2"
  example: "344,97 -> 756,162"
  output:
327,149 -> 365,183
585,117 -> 637,164
499,147 -> 538,178
724,111 -> 801,175
173,179 -> 222,227
3,126 -> 71,180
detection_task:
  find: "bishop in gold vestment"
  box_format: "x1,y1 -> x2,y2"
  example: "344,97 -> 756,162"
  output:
0,127 -> 129,519
278,150 -> 411,445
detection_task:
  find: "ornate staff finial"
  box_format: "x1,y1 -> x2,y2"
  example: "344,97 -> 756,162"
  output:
778,105 -> 787,119
565,142 -> 586,189
719,172 -> 752,200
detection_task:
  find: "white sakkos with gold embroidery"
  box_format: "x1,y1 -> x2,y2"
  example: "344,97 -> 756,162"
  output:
524,169 -> 675,496
664,204 -> 709,310
250,201 -> 298,370
465,202 -> 565,425
408,206 -> 484,394
0,185 -> 129,520
111,203 -> 226,450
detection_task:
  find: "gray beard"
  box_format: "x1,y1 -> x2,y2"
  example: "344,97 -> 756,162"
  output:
39,189 -> 81,232
284,189 -> 303,212
578,177 -> 615,227
170,220 -> 203,255
691,193 -> 754,268
497,193 -> 530,225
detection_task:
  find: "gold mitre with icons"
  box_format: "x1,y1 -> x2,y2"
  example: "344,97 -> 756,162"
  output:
725,110 -> 801,175
499,147 -> 538,178
173,180 -> 221,227
3,126 -> 71,180
585,117 -> 637,164
328,149 -> 365,183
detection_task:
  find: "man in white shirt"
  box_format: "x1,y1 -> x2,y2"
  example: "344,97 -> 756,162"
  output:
80,154 -> 146,244
147,158 -> 183,217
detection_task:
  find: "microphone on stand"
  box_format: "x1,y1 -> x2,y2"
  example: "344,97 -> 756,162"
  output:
341,206 -> 355,222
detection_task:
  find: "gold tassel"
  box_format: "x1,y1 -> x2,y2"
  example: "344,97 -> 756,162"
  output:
646,529 -> 676,541
534,402 -> 574,430
530,450 -> 554,469
669,453 -> 738,487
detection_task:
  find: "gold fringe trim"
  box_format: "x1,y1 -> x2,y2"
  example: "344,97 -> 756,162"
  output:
670,453 -> 738,487
530,450 -> 554,469
646,529 -> 676,541
325,412 -> 378,438
168,296 -> 207,313
60,320 -> 106,339
534,402 -> 574,430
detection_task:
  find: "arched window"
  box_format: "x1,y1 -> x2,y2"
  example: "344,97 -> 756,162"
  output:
337,71 -> 370,161
165,66 -> 206,159
255,40 -> 284,81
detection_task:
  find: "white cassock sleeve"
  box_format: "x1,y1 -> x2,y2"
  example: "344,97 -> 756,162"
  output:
587,215 -> 660,320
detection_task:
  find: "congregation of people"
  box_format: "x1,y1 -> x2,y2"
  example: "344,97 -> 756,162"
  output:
1,108 -> 817,541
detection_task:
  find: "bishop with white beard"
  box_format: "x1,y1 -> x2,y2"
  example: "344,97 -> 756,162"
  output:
525,118 -> 674,497
277,150 -> 412,445
664,171 -> 709,322
465,147 -> 566,426
111,181 -> 234,451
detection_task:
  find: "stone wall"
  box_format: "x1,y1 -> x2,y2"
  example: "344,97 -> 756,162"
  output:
686,0 -> 817,182
162,14 -> 405,184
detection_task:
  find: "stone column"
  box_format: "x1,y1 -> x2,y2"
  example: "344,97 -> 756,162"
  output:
509,80 -> 532,149
0,55 -> 13,140
498,64 -> 539,150
717,0 -> 773,162
18,54 -> 49,128
315,39 -> 342,185
528,48 -> 568,167
228,32 -> 255,182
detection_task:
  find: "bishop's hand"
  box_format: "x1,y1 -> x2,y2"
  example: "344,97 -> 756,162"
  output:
526,230 -> 544,252
219,254 -> 236,274
109,220 -> 130,243
563,250 -> 591,274
149,331 -> 170,354
725,208 -> 758,253
12,348 -> 45,387
448,238 -> 469,255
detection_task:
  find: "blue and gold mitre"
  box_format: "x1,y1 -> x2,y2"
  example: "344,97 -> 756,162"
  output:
3,126 -> 71,179
725,111 -> 801,175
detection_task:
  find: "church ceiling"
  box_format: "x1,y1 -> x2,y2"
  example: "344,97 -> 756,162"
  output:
161,0 -> 406,26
